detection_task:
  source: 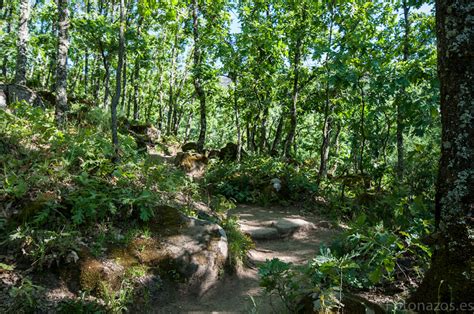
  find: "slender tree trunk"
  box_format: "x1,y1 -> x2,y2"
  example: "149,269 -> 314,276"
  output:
259,105 -> 269,153
167,30 -> 178,134
409,0 -> 473,306
157,70 -> 164,131
83,0 -> 90,95
397,0 -> 410,182
111,0 -> 125,163
15,0 -> 30,85
120,51 -> 127,112
328,124 -> 341,177
318,113 -> 332,181
2,7 -> 13,79
271,113 -> 284,154
246,121 -> 251,152
283,36 -> 302,157
55,0 -> 69,126
358,77 -> 366,175
233,76 -> 242,162
133,59 -> 140,121
192,0 -> 206,152
318,18 -> 334,182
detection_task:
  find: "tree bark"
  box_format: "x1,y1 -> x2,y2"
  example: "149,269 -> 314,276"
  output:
15,0 -> 30,85
409,0 -> 474,307
2,7 -> 13,79
132,58 -> 140,121
192,0 -> 206,152
167,30 -> 178,134
396,0 -> 410,182
318,17 -> 334,182
233,76 -> 242,162
120,51 -> 127,112
55,0 -> 69,126
358,77 -> 366,175
111,0 -> 125,163
271,113 -> 284,154
283,35 -> 302,157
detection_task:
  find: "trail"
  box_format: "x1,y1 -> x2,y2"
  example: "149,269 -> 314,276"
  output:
158,204 -> 339,313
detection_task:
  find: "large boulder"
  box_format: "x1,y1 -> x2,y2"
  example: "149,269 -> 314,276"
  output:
124,122 -> 161,150
78,207 -> 227,298
160,216 -> 228,295
5,84 -> 44,108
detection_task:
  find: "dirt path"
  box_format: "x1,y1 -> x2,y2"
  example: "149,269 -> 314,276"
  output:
158,204 -> 338,313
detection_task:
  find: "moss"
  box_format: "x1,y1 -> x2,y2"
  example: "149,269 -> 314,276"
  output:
110,248 -> 139,268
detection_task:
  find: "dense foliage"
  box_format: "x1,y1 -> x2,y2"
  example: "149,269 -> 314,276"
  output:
2,0 -> 463,312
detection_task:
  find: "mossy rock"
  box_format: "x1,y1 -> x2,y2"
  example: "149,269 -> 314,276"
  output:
79,257 -> 125,293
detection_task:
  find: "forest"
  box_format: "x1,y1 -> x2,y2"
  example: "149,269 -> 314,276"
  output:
0,0 -> 472,312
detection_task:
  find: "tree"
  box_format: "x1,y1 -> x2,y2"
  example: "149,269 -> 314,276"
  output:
111,0 -> 126,163
192,0 -> 206,152
409,0 -> 473,306
55,0 -> 70,126
15,0 -> 30,85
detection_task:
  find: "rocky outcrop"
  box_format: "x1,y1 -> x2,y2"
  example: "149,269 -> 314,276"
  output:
161,216 -> 228,295
77,206 -> 228,298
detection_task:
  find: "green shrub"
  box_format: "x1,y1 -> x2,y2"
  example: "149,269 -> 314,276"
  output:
205,156 -> 318,204
222,216 -> 254,268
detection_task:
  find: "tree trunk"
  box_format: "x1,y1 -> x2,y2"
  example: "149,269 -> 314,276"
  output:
55,0 -> 69,126
396,0 -> 410,182
283,35 -> 302,157
192,0 -> 206,152
133,58 -> 140,121
318,18 -> 334,182
358,77 -> 366,175
120,51 -> 127,112
271,113 -> 284,154
110,0 -> 125,163
83,0 -> 90,95
318,112 -> 332,181
233,76 -> 242,162
167,30 -> 178,134
2,7 -> 13,79
409,0 -> 474,307
259,105 -> 269,153
15,0 -> 30,85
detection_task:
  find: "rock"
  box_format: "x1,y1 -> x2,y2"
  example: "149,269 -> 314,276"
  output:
160,217 -> 228,295
273,218 -> 315,237
181,142 -> 198,152
125,122 -> 161,150
240,224 -> 279,240
218,142 -> 244,161
80,257 -> 125,292
6,84 -> 44,108
174,152 -> 208,177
